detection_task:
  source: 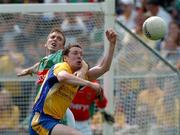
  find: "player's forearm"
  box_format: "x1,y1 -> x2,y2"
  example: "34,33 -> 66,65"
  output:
17,62 -> 39,77
101,43 -> 115,71
31,62 -> 39,74
87,44 -> 115,80
98,43 -> 114,67
58,71 -> 93,87
27,62 -> 39,74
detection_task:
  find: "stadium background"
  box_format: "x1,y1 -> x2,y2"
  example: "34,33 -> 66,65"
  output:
0,0 -> 179,135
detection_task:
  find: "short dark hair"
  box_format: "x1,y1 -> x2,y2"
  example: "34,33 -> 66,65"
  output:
49,28 -> 66,46
62,43 -> 82,57
147,0 -> 160,5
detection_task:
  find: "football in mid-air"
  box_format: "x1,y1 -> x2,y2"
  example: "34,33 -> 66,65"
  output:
143,16 -> 167,40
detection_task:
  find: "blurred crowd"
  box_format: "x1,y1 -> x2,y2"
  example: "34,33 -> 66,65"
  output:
0,0 -> 104,3
0,0 -> 179,135
0,0 -> 179,75
115,0 -> 180,70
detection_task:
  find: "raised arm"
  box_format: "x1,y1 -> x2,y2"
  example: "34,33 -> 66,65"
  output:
87,29 -> 117,80
17,62 -> 39,76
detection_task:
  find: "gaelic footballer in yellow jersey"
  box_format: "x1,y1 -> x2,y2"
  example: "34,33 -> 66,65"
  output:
33,62 -> 79,120
30,29 -> 117,135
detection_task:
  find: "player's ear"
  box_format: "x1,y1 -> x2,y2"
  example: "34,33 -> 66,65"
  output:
63,56 -> 67,62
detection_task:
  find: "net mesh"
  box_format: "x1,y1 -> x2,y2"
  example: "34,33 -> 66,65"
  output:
113,21 -> 180,135
0,11 -> 104,134
0,7 -> 179,135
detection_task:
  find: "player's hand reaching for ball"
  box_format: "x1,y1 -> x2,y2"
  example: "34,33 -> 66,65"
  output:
106,29 -> 117,46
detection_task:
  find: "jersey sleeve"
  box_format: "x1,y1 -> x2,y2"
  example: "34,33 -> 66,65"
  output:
53,62 -> 72,77
95,92 -> 108,109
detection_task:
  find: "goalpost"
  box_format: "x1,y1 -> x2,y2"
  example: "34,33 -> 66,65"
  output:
0,1 -> 115,135
0,1 -> 180,135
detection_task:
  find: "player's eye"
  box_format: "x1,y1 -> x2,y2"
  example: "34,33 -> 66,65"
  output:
51,35 -> 55,39
72,51 -> 78,55
57,36 -> 62,41
72,51 -> 82,56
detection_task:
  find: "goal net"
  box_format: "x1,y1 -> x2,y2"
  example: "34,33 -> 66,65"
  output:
113,20 -> 180,135
0,2 -> 107,135
0,2 -> 179,135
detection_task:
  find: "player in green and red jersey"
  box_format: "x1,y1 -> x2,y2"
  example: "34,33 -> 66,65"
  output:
18,28 -> 65,94
34,49 -> 64,94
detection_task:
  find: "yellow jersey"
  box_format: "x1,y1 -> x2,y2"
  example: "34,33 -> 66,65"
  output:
33,62 -> 79,120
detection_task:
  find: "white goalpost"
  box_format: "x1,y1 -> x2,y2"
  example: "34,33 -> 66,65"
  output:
0,1 -> 115,135
0,1 -> 180,135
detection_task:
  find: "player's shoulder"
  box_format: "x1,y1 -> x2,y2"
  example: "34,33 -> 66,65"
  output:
54,62 -> 72,73
54,62 -> 68,67
53,50 -> 63,56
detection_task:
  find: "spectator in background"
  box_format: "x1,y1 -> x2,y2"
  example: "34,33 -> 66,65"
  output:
146,0 -> 172,27
24,0 -> 43,3
154,80 -> 179,135
0,0 -> 21,3
67,0 -> 97,2
156,21 -> 180,69
114,12 -> 155,73
114,80 -> 140,131
133,11 -> 156,48
112,80 -> 140,135
1,14 -> 21,49
0,38 -> 25,77
135,0 -> 148,13
177,60 -> 180,70
136,74 -> 164,135
69,80 -> 107,135
89,14 -> 104,47
0,18 -> 8,50
44,0 -> 66,2
15,18 -> 40,68
61,13 -> 88,45
0,85 -> 20,134
116,0 -> 137,31
0,19 -> 25,119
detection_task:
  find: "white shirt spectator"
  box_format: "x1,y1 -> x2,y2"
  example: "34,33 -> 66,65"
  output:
61,16 -> 87,44
156,6 -> 172,27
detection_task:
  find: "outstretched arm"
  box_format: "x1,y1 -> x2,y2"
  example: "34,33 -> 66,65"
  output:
87,29 -> 117,80
17,62 -> 39,76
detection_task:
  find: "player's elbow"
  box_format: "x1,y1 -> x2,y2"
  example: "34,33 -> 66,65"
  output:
103,66 -> 110,73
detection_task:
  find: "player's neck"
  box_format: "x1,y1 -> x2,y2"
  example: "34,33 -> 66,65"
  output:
48,50 -> 57,55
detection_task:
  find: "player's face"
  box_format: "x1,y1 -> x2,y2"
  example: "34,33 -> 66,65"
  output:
65,47 -> 83,72
45,32 -> 65,53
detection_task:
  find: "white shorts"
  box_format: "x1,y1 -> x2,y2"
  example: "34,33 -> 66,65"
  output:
75,120 -> 92,135
65,108 -> 75,128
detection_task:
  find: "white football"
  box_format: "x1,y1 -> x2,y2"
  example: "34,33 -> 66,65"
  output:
143,16 -> 167,40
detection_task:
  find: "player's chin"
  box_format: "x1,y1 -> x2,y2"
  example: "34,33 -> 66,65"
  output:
49,47 -> 58,52
75,63 -> 82,70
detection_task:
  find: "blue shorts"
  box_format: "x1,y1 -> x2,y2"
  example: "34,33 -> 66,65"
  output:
29,112 -> 61,135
